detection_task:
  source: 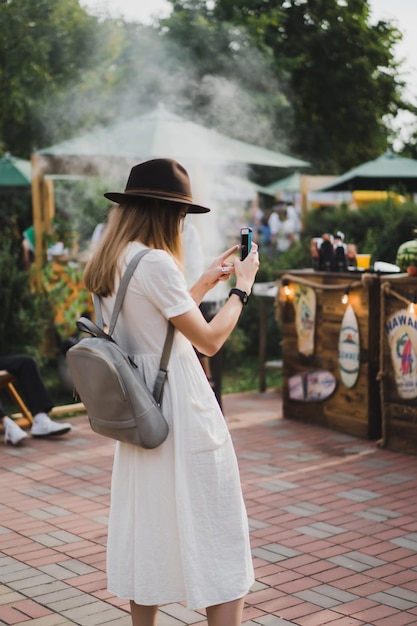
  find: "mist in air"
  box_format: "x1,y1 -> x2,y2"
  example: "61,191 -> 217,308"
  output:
38,9 -> 292,261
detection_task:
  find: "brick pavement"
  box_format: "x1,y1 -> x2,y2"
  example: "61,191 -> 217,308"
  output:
1,391 -> 417,625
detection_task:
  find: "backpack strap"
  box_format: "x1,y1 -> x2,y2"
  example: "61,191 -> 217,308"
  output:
92,248 -> 175,405
76,316 -> 114,341
92,249 -> 151,335
153,322 -> 175,405
93,293 -> 104,329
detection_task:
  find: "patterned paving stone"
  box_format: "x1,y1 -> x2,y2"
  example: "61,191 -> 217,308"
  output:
336,488 -> 382,502
324,472 -> 360,484
355,507 -> 402,522
257,479 -> 298,493
294,588 -> 343,609
296,522 -> 346,539
282,503 -> 328,517
376,473 -> 414,485
2,391 -> 417,626
391,534 -> 417,552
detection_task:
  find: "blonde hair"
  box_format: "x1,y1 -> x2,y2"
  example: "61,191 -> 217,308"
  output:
84,199 -> 184,297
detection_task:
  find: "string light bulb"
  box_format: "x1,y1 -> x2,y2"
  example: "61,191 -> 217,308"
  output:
408,295 -> 416,315
282,279 -> 291,298
341,286 -> 350,305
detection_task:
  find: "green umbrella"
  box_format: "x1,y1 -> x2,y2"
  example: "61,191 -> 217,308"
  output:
319,151 -> 417,193
0,153 -> 31,189
38,105 -> 310,169
265,171 -> 301,195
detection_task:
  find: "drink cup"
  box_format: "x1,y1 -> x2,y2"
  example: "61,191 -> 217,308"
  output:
356,253 -> 371,270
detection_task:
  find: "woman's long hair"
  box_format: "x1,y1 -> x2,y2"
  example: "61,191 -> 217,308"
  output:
84,198 -> 184,296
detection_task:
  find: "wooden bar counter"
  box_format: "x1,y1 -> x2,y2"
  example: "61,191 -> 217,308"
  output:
279,269 -> 383,440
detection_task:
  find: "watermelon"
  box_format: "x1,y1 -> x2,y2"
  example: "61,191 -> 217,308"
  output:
396,238 -> 417,271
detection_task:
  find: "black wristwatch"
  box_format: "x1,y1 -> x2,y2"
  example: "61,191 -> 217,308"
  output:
229,288 -> 249,305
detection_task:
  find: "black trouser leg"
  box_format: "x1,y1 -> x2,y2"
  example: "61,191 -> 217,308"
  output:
0,355 -> 54,416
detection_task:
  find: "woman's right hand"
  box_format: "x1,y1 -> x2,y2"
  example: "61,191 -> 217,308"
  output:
233,242 -> 260,294
174,243 -> 259,356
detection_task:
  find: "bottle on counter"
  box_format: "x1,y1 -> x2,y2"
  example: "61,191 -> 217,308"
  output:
319,233 -> 334,271
310,237 -> 322,271
333,231 -> 348,272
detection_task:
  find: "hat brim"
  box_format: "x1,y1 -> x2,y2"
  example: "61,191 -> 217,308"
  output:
103,191 -> 210,214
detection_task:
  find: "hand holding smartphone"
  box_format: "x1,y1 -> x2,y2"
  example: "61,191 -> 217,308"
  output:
240,227 -> 253,260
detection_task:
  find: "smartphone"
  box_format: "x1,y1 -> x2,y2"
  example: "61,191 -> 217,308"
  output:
240,227 -> 253,260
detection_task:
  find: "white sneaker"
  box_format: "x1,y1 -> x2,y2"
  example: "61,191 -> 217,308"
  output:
31,414 -> 72,438
3,416 -> 28,446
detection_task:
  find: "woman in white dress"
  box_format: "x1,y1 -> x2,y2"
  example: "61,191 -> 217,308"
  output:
83,158 -> 259,626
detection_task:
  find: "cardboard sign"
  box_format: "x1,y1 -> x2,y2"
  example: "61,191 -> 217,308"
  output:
293,284 -> 316,356
385,308 -> 417,399
338,304 -> 360,388
288,370 -> 337,402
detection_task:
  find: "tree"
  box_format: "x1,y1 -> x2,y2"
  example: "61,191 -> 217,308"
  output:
160,0 -> 293,151
164,0 -> 407,173
271,0 -> 405,172
400,114 -> 417,160
0,0 -> 103,155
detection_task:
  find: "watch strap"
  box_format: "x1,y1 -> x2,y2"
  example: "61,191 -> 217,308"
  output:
229,288 -> 249,305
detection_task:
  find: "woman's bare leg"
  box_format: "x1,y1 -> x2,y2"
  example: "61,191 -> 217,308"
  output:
130,601 -> 158,626
206,597 -> 245,626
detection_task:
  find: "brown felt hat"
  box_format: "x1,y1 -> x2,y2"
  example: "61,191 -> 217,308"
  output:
104,158 -> 210,213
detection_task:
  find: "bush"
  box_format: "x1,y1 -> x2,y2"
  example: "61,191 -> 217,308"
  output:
303,200 -> 417,263
53,178 -> 110,252
0,227 -> 53,360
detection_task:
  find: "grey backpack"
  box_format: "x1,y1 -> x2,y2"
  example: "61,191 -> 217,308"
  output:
66,250 -> 174,448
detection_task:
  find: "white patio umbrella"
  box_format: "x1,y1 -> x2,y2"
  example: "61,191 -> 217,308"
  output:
37,104 -> 310,171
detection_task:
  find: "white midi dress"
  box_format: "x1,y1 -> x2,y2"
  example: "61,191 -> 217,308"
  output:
104,242 -> 254,610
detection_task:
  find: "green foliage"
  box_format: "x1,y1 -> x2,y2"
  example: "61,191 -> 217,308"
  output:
223,249 -> 284,367
275,0 -> 405,172
223,325 -> 248,362
165,0 -> 407,172
222,356 -> 282,393
53,177 -> 110,251
40,261 -> 91,338
0,228 -> 52,359
0,194 -> 32,233
0,0 -> 100,154
269,240 -> 311,272
303,200 -> 417,263
161,1 -> 293,150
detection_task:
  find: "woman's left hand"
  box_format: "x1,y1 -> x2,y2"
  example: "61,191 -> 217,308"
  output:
205,244 -> 238,285
189,245 -> 238,304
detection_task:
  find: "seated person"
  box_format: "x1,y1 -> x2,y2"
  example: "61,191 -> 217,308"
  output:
0,354 -> 72,446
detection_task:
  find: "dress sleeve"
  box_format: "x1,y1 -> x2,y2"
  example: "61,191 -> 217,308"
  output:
135,249 -> 197,318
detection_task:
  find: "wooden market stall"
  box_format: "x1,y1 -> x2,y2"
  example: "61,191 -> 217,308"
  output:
279,269 -> 384,440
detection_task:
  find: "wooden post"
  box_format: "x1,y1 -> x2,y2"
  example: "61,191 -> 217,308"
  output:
31,154 -> 55,288
258,296 -> 267,392
300,175 -> 309,218
31,153 -> 45,289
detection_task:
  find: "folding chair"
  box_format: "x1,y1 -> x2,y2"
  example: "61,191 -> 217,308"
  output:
0,370 -> 33,427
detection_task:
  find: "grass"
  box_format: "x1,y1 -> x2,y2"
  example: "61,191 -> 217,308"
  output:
222,356 -> 282,394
